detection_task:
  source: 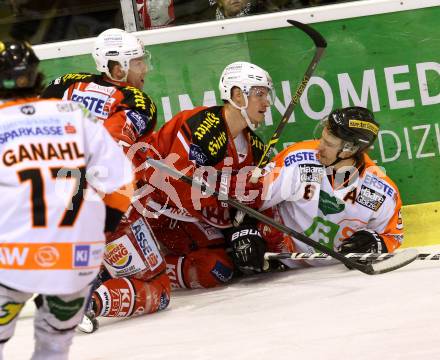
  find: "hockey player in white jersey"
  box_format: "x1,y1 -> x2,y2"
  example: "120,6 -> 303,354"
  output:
229,106 -> 404,270
0,41 -> 133,359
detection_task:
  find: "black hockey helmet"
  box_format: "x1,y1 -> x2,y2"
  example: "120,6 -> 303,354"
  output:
0,41 -> 40,90
326,106 -> 379,152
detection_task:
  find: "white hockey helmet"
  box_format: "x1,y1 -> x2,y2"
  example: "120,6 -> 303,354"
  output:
219,61 -> 273,103
219,61 -> 274,130
93,28 -> 149,80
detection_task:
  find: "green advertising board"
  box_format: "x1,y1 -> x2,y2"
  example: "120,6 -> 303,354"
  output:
40,6 -> 440,206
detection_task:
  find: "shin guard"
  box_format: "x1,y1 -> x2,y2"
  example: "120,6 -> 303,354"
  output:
93,273 -> 170,317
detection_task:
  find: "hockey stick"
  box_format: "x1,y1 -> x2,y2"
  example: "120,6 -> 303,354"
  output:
256,19 -> 327,169
265,252 -> 438,262
234,20 -> 327,226
144,157 -> 418,275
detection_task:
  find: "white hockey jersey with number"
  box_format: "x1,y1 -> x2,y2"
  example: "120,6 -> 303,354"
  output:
260,140 -> 403,264
0,98 -> 133,294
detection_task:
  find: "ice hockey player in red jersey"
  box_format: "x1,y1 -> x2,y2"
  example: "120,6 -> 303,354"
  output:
135,61 -> 274,289
42,29 -> 170,332
246,106 -> 404,270
0,41 -> 133,359
41,28 -> 157,173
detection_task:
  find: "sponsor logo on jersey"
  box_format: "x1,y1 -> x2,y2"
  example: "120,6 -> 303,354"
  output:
78,270 -> 93,277
0,243 -> 102,270
210,261 -> 233,283
318,191 -> 345,215
130,218 -> 163,271
62,73 -> 93,83
124,86 -> 155,113
20,105 -> 35,115
208,131 -> 227,156
91,247 -> 103,261
363,174 -> 394,197
105,242 -> 132,269
189,143 -> 208,165
193,111 -> 220,141
284,151 -> 317,166
74,245 -> 90,267
64,122 -> 76,134
299,163 -> 324,183
0,118 -> 60,131
356,185 -> 386,211
56,102 -> 79,112
85,82 -> 116,96
0,247 -> 28,267
126,110 -> 149,135
34,246 -> 60,268
190,110 -> 227,157
0,126 -> 63,145
250,133 -> 264,152
71,90 -> 109,117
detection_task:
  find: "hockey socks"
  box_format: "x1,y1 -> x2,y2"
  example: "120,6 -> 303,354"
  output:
92,273 -> 170,317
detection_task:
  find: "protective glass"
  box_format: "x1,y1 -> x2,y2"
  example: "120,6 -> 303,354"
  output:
313,117 -> 327,141
129,50 -> 152,73
248,86 -> 275,105
314,117 -> 358,153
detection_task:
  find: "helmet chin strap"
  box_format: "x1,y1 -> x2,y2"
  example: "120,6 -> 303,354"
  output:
329,151 -> 358,167
228,96 -> 258,131
241,108 -> 256,131
328,142 -> 359,167
328,152 -> 346,167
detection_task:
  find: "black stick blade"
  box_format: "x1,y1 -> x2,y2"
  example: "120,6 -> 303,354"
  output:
287,19 -> 327,48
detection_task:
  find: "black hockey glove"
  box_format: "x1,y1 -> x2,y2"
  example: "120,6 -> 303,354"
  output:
338,230 -> 387,254
227,224 -> 267,274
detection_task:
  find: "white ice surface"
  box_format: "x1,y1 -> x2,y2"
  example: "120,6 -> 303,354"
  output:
5,246 -> 440,360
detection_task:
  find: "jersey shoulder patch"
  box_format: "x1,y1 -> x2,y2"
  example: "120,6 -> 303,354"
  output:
362,172 -> 396,198
186,106 -> 227,166
57,73 -> 96,86
356,184 -> 387,212
248,129 -> 265,163
125,109 -> 154,136
120,86 -> 157,135
41,73 -> 97,99
120,86 -> 157,114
